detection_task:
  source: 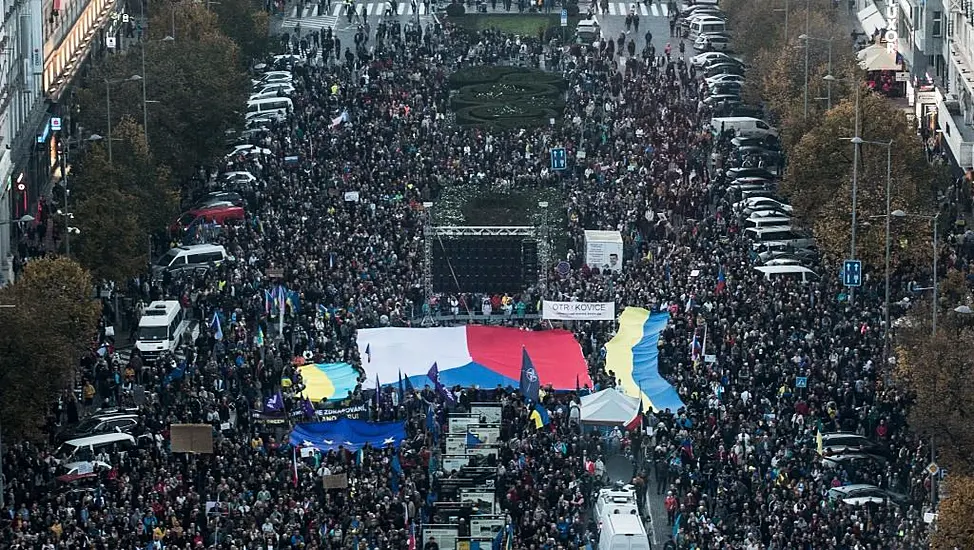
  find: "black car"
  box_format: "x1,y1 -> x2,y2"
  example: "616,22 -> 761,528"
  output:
725,167 -> 776,181
704,57 -> 745,71
705,64 -> 745,78
731,135 -> 781,151
711,83 -> 742,95
193,192 -> 246,209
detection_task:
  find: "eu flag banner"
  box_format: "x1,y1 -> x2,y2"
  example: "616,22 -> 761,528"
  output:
289,418 -> 407,452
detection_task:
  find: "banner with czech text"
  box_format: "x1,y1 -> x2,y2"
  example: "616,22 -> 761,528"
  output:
542,301 -> 615,321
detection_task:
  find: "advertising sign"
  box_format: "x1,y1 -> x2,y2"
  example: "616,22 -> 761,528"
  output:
542,301 -> 616,321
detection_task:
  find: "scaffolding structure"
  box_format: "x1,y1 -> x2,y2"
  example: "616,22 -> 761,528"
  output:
422,217 -> 555,323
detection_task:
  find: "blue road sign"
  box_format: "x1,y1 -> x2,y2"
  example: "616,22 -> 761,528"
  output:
550,147 -> 567,171
560,8 -> 568,26
795,376 -> 808,388
841,259 -> 863,287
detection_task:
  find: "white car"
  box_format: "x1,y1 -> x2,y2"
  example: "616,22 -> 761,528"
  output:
225,145 -> 271,159
60,460 -> 112,476
219,171 -> 258,185
254,82 -> 295,96
706,73 -> 745,86
735,197 -> 791,212
692,52 -> 733,66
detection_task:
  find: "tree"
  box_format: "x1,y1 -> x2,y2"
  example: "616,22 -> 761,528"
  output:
896,308 -> 974,475
212,0 -> 270,63
931,475 -> 974,550
71,118 -> 177,281
0,258 -> 100,438
782,87 -> 940,270
75,2 -> 249,175
75,186 -> 150,282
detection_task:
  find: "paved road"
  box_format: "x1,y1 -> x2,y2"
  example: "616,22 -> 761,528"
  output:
605,454 -> 669,548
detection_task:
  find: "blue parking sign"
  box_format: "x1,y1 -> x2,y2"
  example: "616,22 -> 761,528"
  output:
795,376 -> 807,388
841,259 -> 862,287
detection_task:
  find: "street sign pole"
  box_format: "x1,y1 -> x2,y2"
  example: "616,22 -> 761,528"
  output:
550,147 -> 567,171
561,8 -> 568,43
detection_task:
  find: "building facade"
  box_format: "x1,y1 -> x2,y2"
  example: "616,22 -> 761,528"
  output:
0,0 -> 122,285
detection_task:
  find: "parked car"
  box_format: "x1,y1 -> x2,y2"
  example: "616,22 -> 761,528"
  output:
692,51 -> 737,67
820,432 -> 888,456
193,192 -> 245,209
731,135 -> 781,150
58,414 -> 140,442
735,197 -> 792,212
706,73 -> 745,86
694,33 -> 731,52
171,204 -> 245,232
827,484 -> 910,506
725,167 -> 776,181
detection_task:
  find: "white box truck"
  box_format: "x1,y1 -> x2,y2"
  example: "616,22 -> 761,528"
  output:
598,514 -> 651,550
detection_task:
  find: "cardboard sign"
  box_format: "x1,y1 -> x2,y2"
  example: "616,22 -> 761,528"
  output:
322,474 -> 348,489
170,424 -> 214,454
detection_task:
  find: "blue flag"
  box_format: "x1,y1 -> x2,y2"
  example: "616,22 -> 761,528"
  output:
426,404 -> 439,443
403,373 -> 415,396
265,390 -> 284,413
390,453 -> 402,494
288,418 -> 407,451
466,432 -> 484,448
302,397 -> 316,419
519,347 -> 540,403
428,363 -> 455,404
398,371 -> 404,403
492,529 -> 504,550
211,311 -> 224,341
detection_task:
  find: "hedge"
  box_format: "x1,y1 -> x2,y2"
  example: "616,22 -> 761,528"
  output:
448,65 -> 567,129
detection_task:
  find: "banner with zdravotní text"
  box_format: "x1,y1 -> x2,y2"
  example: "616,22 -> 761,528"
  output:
542,301 -> 616,321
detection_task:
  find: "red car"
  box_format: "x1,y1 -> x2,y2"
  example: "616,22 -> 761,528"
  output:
171,204 -> 245,232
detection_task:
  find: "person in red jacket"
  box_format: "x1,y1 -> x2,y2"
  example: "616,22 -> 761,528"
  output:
664,491 -> 679,525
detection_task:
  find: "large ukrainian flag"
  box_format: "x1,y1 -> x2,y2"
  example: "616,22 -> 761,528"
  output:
604,307 -> 686,413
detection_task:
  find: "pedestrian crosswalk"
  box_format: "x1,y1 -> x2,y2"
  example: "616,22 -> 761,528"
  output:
283,1 -> 434,28
596,2 -> 670,16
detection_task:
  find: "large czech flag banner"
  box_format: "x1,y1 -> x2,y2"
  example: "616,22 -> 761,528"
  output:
357,326 -> 591,390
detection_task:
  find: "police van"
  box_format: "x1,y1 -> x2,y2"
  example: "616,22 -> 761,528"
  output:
135,301 -> 196,363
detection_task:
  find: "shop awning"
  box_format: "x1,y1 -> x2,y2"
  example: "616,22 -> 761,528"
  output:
858,44 -> 901,71
857,3 -> 887,35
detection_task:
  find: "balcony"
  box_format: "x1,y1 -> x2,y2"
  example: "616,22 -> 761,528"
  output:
934,86 -> 974,167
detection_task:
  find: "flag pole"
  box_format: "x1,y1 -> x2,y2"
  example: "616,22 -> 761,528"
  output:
278,286 -> 285,339
701,322 -> 708,360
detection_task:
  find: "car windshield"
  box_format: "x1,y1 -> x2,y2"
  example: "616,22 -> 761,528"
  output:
75,418 -> 101,432
157,251 -> 178,267
139,326 -> 169,341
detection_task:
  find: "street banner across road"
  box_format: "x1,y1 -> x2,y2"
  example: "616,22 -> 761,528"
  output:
542,301 -> 616,321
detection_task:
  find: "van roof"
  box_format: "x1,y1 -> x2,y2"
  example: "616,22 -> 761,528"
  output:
174,244 -> 227,253
745,226 -> 797,235
62,433 -> 136,447
754,265 -> 816,274
605,513 -> 645,533
140,301 -> 182,325
247,97 -> 293,106
746,216 -> 792,223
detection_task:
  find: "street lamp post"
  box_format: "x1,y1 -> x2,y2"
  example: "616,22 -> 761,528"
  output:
861,140 -> 894,366
825,74 -> 862,301
801,35 -> 834,108
891,209 -> 940,336
139,36 -> 174,147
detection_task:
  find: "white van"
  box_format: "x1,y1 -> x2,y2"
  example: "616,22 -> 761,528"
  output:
153,244 -> 229,278
246,97 -> 292,118
595,486 -> 641,522
135,301 -> 194,362
598,514 -> 650,550
754,265 -> 821,283
711,117 -> 778,139
745,226 -> 815,249
688,16 -> 726,39
744,215 -> 792,229
54,433 -> 136,464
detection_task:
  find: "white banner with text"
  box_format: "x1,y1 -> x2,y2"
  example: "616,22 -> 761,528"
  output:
542,301 -> 616,321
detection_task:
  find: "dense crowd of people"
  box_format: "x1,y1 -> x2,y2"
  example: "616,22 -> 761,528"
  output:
0,5 -> 959,550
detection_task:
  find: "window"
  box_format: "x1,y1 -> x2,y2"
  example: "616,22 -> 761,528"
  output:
188,254 -> 208,264
756,121 -> 769,129
139,326 -> 169,341
933,11 -> 942,37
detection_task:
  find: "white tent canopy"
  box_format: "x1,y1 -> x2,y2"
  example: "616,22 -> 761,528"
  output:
857,44 -> 901,71
580,388 -> 640,426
